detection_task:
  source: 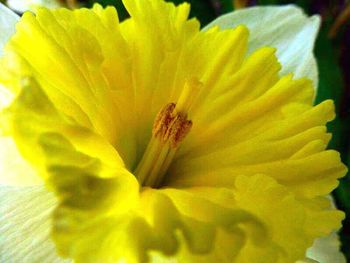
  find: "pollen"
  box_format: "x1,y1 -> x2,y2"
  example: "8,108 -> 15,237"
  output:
153,103 -> 192,148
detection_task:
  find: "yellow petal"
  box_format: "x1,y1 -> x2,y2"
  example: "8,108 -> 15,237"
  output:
168,67 -> 346,199
2,78 -> 127,179
232,174 -> 344,263
1,5 -> 137,168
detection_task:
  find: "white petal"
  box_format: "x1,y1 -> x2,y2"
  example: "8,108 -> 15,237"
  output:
0,4 -> 17,108
204,5 -> 321,88
0,185 -> 71,263
7,0 -> 63,13
304,232 -> 346,263
297,196 -> 346,263
0,136 -> 42,186
0,2 -> 19,57
297,233 -> 346,263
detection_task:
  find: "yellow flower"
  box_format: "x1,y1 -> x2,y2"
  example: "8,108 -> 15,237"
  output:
0,1 -> 347,262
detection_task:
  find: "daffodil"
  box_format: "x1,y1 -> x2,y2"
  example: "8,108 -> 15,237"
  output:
0,1 -> 347,262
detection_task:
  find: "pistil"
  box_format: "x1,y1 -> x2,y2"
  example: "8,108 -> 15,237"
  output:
134,78 -> 202,188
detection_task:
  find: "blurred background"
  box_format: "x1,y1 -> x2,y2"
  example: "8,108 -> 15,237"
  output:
2,0 -> 350,260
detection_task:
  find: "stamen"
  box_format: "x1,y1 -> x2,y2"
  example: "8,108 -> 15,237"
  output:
134,78 -> 202,188
153,103 -> 192,148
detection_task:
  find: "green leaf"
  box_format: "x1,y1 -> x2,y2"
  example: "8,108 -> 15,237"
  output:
314,23 -> 343,149
171,0 -> 217,25
313,18 -> 350,262
220,0 -> 234,13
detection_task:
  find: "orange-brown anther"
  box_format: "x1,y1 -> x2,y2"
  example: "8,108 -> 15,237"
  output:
153,103 -> 192,148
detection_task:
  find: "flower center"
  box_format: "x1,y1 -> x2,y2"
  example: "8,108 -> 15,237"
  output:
134,78 -> 202,188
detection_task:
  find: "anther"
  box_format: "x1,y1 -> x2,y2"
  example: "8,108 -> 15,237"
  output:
153,103 -> 192,148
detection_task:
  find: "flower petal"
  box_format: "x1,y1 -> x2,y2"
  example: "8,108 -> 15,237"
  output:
0,2 -> 18,57
52,176 -> 266,262
0,6 -> 138,166
2,77 -> 132,183
0,136 -> 41,186
0,3 -> 18,108
204,5 -> 321,87
231,174 -> 344,263
0,3 -> 41,187
161,174 -> 344,262
0,185 -> 70,262
0,84 -> 14,110
302,196 -> 346,262
1,77 -> 143,261
7,0 -> 63,13
304,232 -> 346,263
